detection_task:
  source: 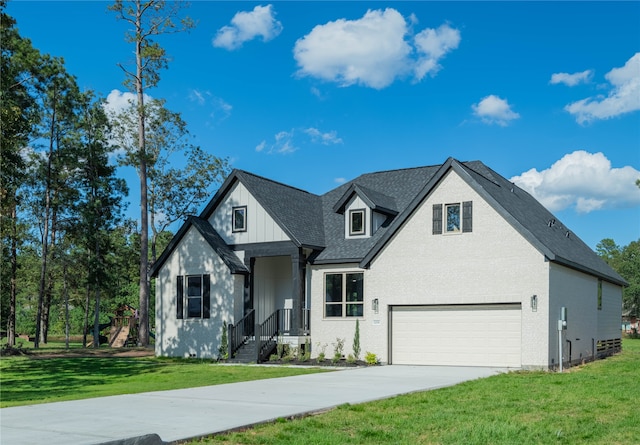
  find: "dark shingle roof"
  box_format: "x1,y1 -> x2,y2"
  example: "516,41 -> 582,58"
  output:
235,171 -> 325,248
333,183 -> 398,216
150,216 -> 248,277
316,164 -> 441,263
315,158 -> 624,286
159,158 -> 625,286
457,161 -> 626,285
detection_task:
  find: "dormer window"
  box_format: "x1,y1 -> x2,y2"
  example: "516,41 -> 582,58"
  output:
232,206 -> 247,232
349,209 -> 366,236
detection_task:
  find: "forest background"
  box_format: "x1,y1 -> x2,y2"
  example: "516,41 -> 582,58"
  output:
1,1 -> 638,349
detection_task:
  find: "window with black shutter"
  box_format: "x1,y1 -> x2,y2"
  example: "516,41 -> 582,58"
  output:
432,204 -> 443,235
462,201 -> 473,233
176,276 -> 184,319
203,274 -> 211,319
177,274 -> 211,319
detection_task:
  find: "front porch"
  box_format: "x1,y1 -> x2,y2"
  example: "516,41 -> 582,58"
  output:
228,247 -> 311,363
228,307 -> 310,363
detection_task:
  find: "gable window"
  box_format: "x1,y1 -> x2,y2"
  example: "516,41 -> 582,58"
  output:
349,209 -> 365,236
176,274 -> 210,319
232,206 -> 247,232
325,272 -> 364,318
433,201 -> 473,235
445,203 -> 461,233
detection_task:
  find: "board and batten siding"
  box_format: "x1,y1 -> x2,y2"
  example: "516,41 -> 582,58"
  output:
209,181 -> 290,245
361,169 -> 550,368
155,226 -> 243,359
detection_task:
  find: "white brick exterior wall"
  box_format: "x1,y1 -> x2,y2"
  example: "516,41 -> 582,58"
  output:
311,170 -> 552,368
155,226 -> 243,359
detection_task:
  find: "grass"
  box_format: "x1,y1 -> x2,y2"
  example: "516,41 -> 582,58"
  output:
189,338 -> 640,445
0,340 -> 329,408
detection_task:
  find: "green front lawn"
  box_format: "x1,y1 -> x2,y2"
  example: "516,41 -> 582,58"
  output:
0,347 -> 329,408
194,338 -> 640,445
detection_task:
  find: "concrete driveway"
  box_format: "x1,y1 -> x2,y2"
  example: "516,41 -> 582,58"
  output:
0,365 -> 509,445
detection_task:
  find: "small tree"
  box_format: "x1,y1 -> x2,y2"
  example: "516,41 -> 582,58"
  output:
352,319 -> 361,361
218,320 -> 228,360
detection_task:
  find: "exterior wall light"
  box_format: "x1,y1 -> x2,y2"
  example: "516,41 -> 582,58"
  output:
531,294 -> 538,312
372,298 -> 379,314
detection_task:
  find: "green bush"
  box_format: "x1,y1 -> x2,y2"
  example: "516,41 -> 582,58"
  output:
365,351 -> 379,366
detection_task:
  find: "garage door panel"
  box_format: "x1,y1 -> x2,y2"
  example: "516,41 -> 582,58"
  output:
391,304 -> 521,367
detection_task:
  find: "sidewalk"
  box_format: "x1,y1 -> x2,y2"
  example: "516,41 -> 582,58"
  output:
0,365 -> 508,445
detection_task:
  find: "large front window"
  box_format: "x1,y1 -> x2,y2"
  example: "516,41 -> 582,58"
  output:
325,272 -> 364,317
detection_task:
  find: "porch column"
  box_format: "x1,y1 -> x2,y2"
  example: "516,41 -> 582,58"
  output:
291,249 -> 306,335
244,256 -> 255,316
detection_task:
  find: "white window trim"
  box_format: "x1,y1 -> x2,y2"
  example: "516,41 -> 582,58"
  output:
232,206 -> 247,233
186,275 -> 203,319
349,209 -> 366,236
324,272 -> 364,319
444,202 -> 462,234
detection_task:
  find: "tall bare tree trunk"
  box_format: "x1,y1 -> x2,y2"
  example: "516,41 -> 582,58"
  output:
7,201 -> 18,347
136,1 -> 149,347
83,273 -> 90,348
41,204 -> 58,344
64,262 -> 69,349
93,215 -> 102,348
35,100 -> 56,349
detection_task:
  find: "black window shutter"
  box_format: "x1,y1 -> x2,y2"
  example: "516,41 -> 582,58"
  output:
432,204 -> 443,235
176,276 -> 184,319
463,201 -> 473,233
202,274 -> 211,319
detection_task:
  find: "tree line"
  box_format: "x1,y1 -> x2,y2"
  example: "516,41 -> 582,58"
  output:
2,0 -> 638,350
1,0 -> 228,348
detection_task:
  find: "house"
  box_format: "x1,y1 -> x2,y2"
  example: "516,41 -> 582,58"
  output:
150,157 -> 626,369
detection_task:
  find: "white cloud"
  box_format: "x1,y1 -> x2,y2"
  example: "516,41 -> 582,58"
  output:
510,151 -> 640,213
255,141 -> 266,152
549,70 -> 593,87
471,95 -> 520,126
303,127 -> 343,145
188,89 -> 206,105
564,53 -> 640,124
213,4 -> 282,50
293,8 -> 460,89
413,24 -> 461,80
103,89 -> 152,115
188,89 -> 232,121
256,134 -> 296,154
334,177 -> 347,184
257,127 -> 342,154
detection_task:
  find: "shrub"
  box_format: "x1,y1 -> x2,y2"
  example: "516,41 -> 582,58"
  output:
218,321 -> 228,360
300,338 -> 311,362
365,351 -> 379,366
353,319 -> 361,360
316,342 -> 327,361
332,338 -> 345,363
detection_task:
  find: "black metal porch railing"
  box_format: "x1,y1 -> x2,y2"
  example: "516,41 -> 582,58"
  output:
277,308 -> 310,335
258,310 -> 279,362
229,308 -> 311,362
228,309 -> 255,359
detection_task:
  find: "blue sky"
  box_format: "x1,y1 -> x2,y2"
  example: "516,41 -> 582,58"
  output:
9,1 -> 640,249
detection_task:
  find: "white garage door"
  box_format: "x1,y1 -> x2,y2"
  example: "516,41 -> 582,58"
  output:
391,304 -> 522,367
